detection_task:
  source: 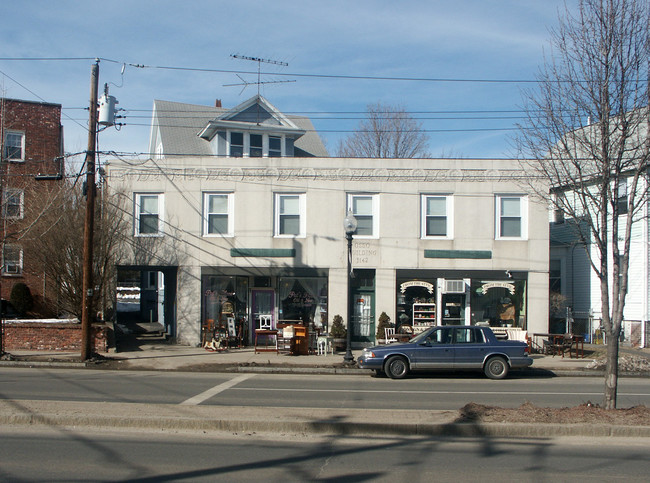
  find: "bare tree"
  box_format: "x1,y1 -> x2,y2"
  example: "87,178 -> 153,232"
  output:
516,0 -> 650,409
337,103 -> 431,158
22,178 -> 129,319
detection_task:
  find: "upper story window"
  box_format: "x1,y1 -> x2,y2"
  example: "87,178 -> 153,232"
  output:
348,193 -> 379,238
229,132 -> 244,157
3,189 -> 24,219
250,134 -> 263,157
616,179 -> 628,215
2,244 -> 22,275
422,194 -> 452,238
203,192 -> 233,236
275,193 -> 305,237
228,131 -> 285,157
135,193 -> 163,236
496,195 -> 527,240
4,131 -> 25,162
269,136 -> 282,157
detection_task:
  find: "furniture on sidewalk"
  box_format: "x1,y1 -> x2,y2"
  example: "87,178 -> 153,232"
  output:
572,334 -> 585,358
254,329 -> 278,353
383,327 -> 397,344
276,325 -> 295,354
551,333 -> 574,357
317,335 -> 333,355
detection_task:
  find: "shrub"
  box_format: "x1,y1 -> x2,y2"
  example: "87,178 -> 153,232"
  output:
375,311 -> 392,340
10,282 -> 34,316
329,314 -> 346,338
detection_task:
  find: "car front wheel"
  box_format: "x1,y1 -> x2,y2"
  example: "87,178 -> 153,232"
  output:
385,356 -> 409,379
484,356 -> 509,380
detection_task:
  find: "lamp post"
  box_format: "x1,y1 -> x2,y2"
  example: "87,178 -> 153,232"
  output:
343,210 -> 357,364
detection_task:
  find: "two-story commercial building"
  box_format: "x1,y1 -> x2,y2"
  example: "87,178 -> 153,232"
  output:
107,95 -> 549,347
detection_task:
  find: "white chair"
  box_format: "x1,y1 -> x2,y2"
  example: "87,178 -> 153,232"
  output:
259,314 -> 272,329
317,335 -> 333,355
384,327 -> 397,344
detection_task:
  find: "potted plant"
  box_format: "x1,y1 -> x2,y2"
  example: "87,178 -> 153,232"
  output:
329,314 -> 347,351
375,311 -> 392,343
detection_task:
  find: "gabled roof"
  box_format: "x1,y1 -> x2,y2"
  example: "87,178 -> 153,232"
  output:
151,95 -> 328,157
198,95 -> 305,141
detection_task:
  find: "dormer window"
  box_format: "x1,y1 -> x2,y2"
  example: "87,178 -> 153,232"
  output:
269,136 -> 282,157
230,132 -> 244,157
250,134 -> 263,157
226,131 -> 286,157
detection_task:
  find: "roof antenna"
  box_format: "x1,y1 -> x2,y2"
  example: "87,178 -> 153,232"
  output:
226,54 -> 295,97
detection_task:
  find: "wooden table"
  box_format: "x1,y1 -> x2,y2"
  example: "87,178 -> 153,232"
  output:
572,334 -> 585,358
254,329 -> 278,353
393,333 -> 413,343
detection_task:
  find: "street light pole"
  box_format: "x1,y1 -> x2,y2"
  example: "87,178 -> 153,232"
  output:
343,210 -> 357,364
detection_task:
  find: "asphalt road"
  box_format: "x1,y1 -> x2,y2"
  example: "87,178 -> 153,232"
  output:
1,426 -> 649,482
1,367 -> 650,409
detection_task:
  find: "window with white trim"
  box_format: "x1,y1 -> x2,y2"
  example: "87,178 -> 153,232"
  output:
203,192 -> 233,236
348,193 -> 379,237
269,136 -> 282,157
135,193 -> 163,236
275,193 -> 305,237
4,131 -> 25,161
228,131 -> 284,157
422,194 -> 452,238
250,134 -> 263,157
229,132 -> 244,157
2,244 -> 22,275
496,195 -> 527,239
3,189 -> 24,219
616,178 -> 628,215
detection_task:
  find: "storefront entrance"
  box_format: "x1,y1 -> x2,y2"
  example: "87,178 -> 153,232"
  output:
251,289 -> 275,331
441,293 -> 466,325
352,269 -> 375,345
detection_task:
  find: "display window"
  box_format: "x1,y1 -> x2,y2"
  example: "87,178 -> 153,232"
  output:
470,279 -> 526,329
278,277 -> 328,329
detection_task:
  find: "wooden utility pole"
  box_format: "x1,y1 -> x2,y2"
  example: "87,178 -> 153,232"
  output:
80,60 -> 99,361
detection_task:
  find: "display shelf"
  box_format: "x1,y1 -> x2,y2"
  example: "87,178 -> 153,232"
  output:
412,303 -> 436,328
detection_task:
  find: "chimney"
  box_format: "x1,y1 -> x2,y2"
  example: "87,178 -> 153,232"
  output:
215,99 -> 222,108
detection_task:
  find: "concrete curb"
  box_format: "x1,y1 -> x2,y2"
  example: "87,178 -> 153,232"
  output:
2,359 -> 650,378
2,408 -> 649,439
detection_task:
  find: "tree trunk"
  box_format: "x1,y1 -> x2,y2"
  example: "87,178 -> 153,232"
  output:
604,335 -> 620,409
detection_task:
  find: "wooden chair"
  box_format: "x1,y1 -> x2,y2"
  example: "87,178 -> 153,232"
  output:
384,327 -> 397,344
552,333 -> 574,358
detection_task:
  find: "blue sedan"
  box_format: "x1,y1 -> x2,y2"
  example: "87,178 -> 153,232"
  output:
357,325 -> 533,379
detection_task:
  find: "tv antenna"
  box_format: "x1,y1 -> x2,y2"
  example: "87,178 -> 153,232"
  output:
226,54 -> 295,95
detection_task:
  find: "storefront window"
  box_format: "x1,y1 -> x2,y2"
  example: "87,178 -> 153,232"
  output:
203,276 -> 248,326
396,279 -> 436,330
278,277 -> 328,329
470,279 -> 526,329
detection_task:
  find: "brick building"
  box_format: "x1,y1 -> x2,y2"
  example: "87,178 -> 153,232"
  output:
1,98 -> 64,311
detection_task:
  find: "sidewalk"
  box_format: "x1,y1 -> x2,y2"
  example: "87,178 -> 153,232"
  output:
2,340 -> 641,375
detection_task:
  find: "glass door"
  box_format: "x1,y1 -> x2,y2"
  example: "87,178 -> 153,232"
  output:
251,289 -> 275,331
441,293 -> 465,325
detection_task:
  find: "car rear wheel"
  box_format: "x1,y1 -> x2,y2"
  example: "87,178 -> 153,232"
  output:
484,356 -> 509,380
385,356 -> 409,379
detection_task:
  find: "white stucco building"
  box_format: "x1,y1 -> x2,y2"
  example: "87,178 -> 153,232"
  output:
107,95 -> 550,347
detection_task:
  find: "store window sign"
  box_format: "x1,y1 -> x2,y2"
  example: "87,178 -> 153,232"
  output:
400,281 -> 434,294
477,282 -> 516,295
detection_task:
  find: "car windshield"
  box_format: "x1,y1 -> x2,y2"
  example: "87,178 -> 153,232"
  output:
409,328 -> 436,344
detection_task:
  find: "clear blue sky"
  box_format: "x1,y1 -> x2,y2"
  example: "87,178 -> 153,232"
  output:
0,0 -> 573,166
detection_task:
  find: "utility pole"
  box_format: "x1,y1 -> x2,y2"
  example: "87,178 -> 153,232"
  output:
80,60 -> 99,361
